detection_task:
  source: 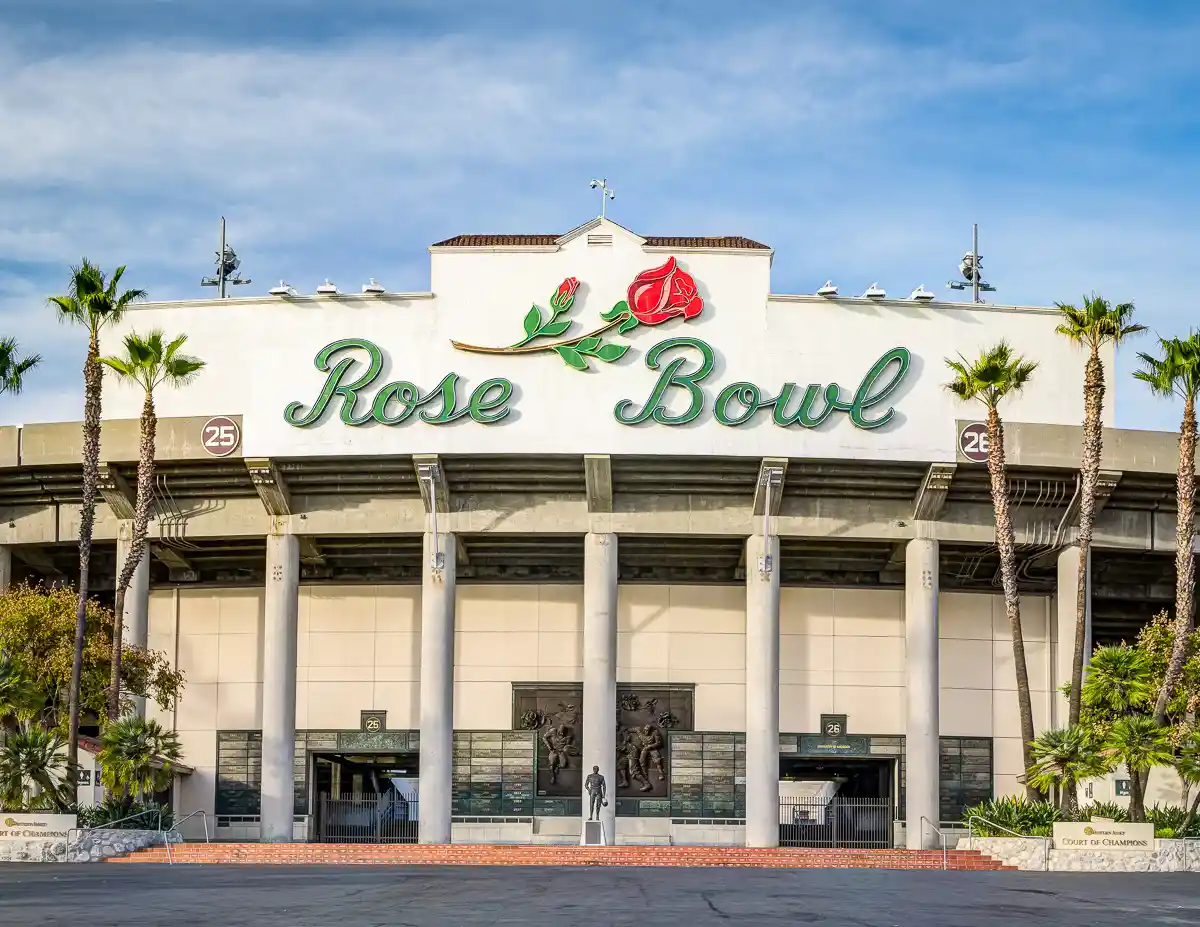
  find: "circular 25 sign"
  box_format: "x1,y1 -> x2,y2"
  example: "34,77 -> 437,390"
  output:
201,416 -> 242,458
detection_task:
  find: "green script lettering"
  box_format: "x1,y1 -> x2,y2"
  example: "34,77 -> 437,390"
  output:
285,338 -> 514,427
614,337 -> 714,425
615,340 -> 910,430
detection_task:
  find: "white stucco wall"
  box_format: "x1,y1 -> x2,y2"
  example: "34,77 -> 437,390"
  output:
99,219 -> 1112,461
146,582 -> 1060,820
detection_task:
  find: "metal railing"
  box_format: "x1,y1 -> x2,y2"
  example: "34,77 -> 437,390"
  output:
966,814 -> 1050,870
318,796 -> 419,844
919,816 -> 949,870
162,810 -> 211,865
67,808 -> 167,849
779,797 -> 894,849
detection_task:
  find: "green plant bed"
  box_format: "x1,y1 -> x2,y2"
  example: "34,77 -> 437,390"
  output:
963,797 -> 1200,838
76,797 -> 173,831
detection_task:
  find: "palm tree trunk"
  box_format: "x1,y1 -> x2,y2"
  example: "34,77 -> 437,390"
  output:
1070,350 -> 1104,726
1063,777 -> 1078,815
1129,767 -> 1146,823
986,408 -> 1039,800
1155,394 -> 1197,725
67,335 -> 103,770
108,391 -> 156,719
1181,788 -> 1200,837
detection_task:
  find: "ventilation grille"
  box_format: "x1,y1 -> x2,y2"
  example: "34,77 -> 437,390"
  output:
587,233 -> 613,246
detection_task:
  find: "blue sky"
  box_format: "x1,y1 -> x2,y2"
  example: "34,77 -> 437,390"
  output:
1,0 -> 1198,429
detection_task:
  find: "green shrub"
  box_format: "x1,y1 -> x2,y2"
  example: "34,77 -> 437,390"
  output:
1076,801 -> 1127,822
1146,804 -> 1200,838
1155,826 -> 1176,838
76,796 -> 173,831
962,797 -> 1062,836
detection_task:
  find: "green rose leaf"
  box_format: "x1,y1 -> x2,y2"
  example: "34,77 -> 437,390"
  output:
523,306 -> 543,338
575,336 -> 602,353
600,300 -> 629,322
539,320 -> 572,337
554,345 -> 589,370
594,343 -> 629,363
618,315 -> 640,335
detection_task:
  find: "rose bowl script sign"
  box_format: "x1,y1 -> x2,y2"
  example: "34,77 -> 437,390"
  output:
1052,821 -> 1154,850
0,813 -> 77,842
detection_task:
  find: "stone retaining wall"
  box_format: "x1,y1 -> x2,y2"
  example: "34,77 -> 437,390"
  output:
960,836 -> 1200,872
69,828 -> 177,863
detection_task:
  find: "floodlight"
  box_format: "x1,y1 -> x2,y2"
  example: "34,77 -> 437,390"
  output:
816,281 -> 838,297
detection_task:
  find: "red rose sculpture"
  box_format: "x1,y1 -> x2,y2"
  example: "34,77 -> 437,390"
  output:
550,276 -> 579,311
627,257 -> 703,325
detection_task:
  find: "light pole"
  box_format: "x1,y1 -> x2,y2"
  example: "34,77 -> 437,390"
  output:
201,217 -> 251,298
946,223 -> 996,303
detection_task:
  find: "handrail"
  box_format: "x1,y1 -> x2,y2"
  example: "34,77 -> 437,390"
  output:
966,815 -> 1050,870
67,808 -> 165,849
162,810 -> 211,865
919,816 -> 949,871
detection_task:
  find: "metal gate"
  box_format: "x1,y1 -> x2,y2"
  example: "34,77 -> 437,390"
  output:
317,795 -> 419,843
779,797 -> 894,848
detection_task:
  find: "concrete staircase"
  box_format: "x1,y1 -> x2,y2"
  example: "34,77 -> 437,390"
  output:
110,843 -> 1012,870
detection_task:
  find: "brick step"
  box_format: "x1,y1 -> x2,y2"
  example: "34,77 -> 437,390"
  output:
110,844 -> 1010,870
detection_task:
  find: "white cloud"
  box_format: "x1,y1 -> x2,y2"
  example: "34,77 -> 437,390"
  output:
0,8 -> 1197,434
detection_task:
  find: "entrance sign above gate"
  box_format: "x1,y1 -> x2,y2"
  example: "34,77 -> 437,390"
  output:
799,735 -> 870,757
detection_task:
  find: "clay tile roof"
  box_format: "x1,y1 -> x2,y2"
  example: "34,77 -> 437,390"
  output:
644,236 -> 770,250
430,233 -> 770,249
430,234 -> 559,247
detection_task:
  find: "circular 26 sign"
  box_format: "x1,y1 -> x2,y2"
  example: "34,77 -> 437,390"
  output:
958,422 -> 989,463
201,416 -> 242,458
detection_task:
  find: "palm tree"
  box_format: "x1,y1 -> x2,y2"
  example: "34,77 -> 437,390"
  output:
1081,645 -> 1155,717
946,342 -> 1039,799
99,331 -> 204,718
1176,733 -> 1200,836
0,338 -> 41,396
1102,716 -> 1172,822
1134,332 -> 1200,726
0,655 -> 39,735
1027,725 -> 1108,813
1055,295 -> 1144,726
49,260 -> 146,768
0,729 -> 69,811
98,716 -> 183,803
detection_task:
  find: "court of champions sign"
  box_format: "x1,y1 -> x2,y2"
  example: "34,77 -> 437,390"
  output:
1052,822 -> 1154,850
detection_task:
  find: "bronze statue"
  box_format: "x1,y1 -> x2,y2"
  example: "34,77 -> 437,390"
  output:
617,726 -> 652,792
584,765 -> 607,820
638,724 -> 666,782
542,724 -> 576,784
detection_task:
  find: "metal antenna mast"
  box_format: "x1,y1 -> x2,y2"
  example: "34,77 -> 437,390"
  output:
946,222 -> 996,303
589,178 -> 615,219
201,217 -> 251,298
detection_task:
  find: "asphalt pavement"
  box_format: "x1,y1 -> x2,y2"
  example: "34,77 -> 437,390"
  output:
0,864 -> 1197,926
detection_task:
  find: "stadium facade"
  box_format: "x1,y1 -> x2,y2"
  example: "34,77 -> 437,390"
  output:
0,217 -> 1188,847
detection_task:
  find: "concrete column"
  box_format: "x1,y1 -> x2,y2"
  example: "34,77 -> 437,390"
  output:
905,537 -> 940,849
418,530 -> 456,844
1055,544 -> 1090,726
0,545 -> 11,592
260,533 -> 300,843
583,533 -> 617,841
745,534 -> 780,848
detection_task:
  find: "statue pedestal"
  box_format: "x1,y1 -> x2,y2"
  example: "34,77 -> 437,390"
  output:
581,820 -> 608,846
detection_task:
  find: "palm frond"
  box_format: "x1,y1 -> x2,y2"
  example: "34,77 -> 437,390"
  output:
51,260 -> 147,336
943,342 -> 1037,410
